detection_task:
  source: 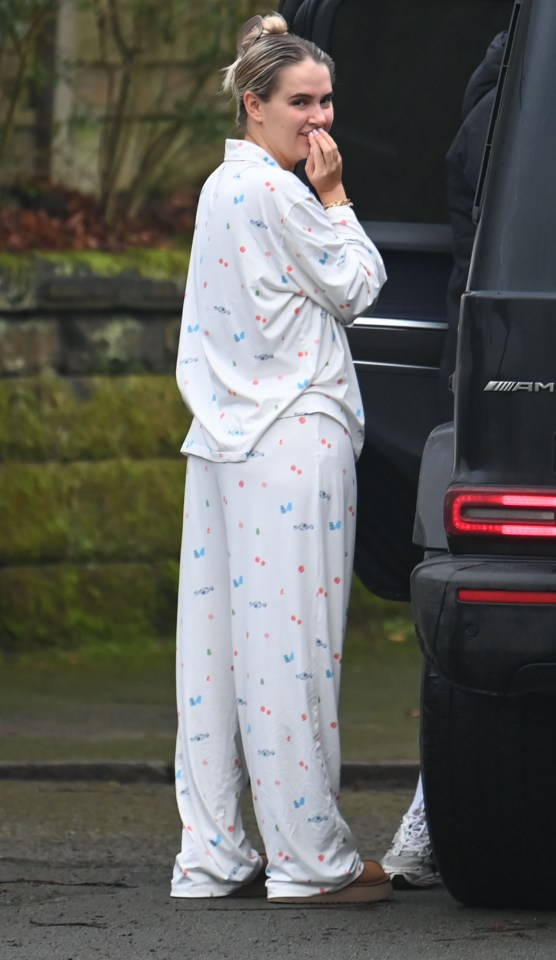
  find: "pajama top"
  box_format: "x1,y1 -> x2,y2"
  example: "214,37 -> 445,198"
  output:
176,139 -> 386,462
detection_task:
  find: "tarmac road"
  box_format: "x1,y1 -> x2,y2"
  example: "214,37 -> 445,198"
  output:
2,781 -> 556,960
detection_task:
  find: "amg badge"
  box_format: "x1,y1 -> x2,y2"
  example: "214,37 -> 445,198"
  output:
484,380 -> 555,393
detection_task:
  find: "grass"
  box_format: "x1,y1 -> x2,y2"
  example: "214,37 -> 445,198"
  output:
0,588 -> 422,764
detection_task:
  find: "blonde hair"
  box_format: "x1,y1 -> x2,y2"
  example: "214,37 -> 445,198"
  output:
223,13 -> 335,130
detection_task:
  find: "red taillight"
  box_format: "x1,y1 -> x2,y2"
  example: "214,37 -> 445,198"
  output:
445,489 -> 556,538
459,589 -> 556,604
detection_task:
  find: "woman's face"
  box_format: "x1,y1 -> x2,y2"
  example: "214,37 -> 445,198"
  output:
245,59 -> 334,171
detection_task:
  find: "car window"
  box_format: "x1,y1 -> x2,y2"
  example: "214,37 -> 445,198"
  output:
327,0 -> 513,222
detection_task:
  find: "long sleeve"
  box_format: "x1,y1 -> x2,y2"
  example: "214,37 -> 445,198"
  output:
280,194 -> 386,324
175,139 -> 384,462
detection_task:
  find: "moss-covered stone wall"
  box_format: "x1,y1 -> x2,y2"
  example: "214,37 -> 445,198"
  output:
0,264 -> 191,652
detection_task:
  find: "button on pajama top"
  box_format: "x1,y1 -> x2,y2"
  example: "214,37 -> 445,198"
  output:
172,139 -> 386,898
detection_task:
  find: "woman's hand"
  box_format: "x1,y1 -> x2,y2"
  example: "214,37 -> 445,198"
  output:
305,128 -> 348,206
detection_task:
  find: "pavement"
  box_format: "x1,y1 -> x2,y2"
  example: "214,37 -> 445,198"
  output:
4,781 -> 556,960
0,655 -> 427,960
3,653 -> 556,958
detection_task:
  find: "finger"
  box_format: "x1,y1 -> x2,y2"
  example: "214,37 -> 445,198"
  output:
310,128 -> 338,154
308,132 -> 325,166
314,128 -> 338,150
309,129 -> 332,163
309,130 -> 340,168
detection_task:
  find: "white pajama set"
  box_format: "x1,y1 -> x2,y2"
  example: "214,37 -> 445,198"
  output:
172,139 -> 386,899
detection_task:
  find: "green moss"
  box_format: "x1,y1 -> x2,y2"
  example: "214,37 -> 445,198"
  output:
344,576 -> 415,661
348,574 -> 412,625
0,374 -> 191,462
0,247 -> 190,281
0,560 -> 179,652
0,458 -> 186,563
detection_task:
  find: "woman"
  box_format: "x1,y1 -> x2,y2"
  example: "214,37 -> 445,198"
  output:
172,12 -> 390,904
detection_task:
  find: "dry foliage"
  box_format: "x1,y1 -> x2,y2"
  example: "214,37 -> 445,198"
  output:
0,180 -> 198,251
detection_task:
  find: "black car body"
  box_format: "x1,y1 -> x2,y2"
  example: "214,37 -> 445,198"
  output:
414,0 -> 556,908
282,0 -> 556,908
280,0 -> 513,599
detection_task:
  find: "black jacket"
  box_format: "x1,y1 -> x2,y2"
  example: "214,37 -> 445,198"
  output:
439,32 -> 507,415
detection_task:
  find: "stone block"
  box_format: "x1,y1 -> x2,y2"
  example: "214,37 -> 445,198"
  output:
58,315 -> 181,375
0,258 -> 186,314
0,319 -> 61,375
37,276 -> 182,312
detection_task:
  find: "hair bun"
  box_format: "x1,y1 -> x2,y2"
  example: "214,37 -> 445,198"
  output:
235,13 -> 288,56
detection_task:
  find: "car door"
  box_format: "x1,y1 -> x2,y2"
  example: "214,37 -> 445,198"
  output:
279,0 -> 514,599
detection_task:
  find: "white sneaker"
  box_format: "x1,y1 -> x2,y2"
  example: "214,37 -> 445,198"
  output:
381,803 -> 441,888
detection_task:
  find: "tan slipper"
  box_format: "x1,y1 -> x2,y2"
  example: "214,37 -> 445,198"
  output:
268,859 -> 393,904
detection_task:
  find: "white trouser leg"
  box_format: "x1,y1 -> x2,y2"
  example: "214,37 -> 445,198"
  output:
407,774 -> 424,816
172,414 -> 363,898
172,458 -> 261,897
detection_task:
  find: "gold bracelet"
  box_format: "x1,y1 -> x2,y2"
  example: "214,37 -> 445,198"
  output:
323,199 -> 354,209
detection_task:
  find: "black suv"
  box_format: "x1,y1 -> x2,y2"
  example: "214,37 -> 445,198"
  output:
281,0 -> 556,908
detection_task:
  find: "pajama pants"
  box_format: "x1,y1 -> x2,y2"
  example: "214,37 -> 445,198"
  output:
171,413 -> 363,899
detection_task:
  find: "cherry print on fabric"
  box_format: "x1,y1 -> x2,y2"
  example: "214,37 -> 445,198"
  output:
172,415 -> 362,899
175,139 -> 386,464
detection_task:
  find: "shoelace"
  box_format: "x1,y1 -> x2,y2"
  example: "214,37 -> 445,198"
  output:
392,806 -> 430,855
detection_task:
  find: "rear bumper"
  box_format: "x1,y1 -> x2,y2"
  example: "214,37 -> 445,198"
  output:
412,556 -> 556,695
